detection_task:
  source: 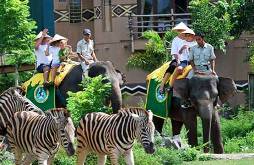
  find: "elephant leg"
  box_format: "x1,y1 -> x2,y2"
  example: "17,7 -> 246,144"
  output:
201,117 -> 212,153
171,119 -> 183,136
182,108 -> 198,147
153,116 -> 164,135
211,111 -> 224,154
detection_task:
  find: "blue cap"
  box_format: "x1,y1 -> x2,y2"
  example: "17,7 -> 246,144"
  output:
83,29 -> 91,35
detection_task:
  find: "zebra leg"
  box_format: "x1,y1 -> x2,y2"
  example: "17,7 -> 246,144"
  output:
22,154 -> 35,165
109,149 -> 120,165
76,149 -> 89,165
124,149 -> 134,165
13,149 -> 23,165
47,154 -> 55,165
97,154 -> 107,165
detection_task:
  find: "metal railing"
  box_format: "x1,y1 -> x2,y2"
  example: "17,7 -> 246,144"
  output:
128,10 -> 191,52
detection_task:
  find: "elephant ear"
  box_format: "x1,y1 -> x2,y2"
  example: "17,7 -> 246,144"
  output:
173,78 -> 189,99
218,77 -> 237,104
88,62 -> 107,77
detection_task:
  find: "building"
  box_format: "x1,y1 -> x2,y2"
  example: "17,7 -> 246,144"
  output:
28,0 -> 252,106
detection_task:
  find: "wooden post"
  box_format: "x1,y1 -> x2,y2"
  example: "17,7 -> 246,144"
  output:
14,64 -> 19,87
249,72 -> 254,110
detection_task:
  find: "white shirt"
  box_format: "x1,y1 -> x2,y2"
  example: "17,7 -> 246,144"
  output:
76,39 -> 94,60
170,36 -> 185,60
49,46 -> 60,64
35,45 -> 52,67
181,41 -> 197,61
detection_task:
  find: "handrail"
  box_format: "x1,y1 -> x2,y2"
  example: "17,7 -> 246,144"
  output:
128,9 -> 192,52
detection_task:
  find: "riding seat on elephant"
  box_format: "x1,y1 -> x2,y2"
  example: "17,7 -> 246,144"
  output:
22,61 -> 125,113
146,62 -> 237,153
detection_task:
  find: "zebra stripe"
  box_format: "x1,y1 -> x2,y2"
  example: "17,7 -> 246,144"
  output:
6,108 -> 75,165
0,87 -> 43,147
76,107 -> 155,165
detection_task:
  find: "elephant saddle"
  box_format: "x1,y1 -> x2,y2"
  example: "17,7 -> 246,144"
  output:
146,62 -> 192,118
21,63 -> 77,111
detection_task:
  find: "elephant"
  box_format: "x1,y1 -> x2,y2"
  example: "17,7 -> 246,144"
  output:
55,61 -> 125,113
153,74 -> 237,153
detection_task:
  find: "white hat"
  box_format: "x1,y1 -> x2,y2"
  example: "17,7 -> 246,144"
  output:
172,22 -> 189,31
49,34 -> 67,43
181,28 -> 195,35
35,31 -> 51,40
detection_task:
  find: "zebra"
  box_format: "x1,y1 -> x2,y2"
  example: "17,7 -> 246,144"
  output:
76,107 -> 155,165
6,108 -> 75,165
0,87 -> 44,149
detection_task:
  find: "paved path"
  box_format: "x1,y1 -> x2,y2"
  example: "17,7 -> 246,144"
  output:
202,153 -> 254,160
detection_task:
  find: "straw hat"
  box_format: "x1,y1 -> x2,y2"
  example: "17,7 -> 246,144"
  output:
172,22 -> 189,31
35,31 -> 51,40
49,34 -> 67,43
181,28 -> 195,35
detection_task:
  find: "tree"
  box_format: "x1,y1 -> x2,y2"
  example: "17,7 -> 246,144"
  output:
0,0 -> 36,66
127,30 -> 177,72
229,0 -> 254,38
0,0 -> 36,86
189,0 -> 234,52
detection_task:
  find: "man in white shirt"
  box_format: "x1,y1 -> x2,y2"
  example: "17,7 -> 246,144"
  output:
77,29 -> 98,72
34,29 -> 52,87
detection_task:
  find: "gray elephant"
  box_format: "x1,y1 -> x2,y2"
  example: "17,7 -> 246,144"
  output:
153,75 -> 236,153
56,61 -> 124,113
172,75 -> 237,153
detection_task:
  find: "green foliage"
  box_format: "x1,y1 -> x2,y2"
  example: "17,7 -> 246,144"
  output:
0,71 -> 33,93
0,151 -> 14,165
228,0 -> 254,38
127,30 -> 177,72
249,43 -> 254,72
224,131 -> 254,153
221,109 -> 254,140
189,0 -> 234,51
67,76 -> 112,126
0,0 -> 36,65
54,147 -> 76,165
179,148 -> 198,161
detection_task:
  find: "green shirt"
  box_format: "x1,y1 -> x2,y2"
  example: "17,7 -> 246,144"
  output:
58,48 -> 69,58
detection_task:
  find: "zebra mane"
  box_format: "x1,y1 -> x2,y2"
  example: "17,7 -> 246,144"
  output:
118,107 -> 153,123
118,107 -> 148,117
45,108 -> 70,118
0,86 -> 25,96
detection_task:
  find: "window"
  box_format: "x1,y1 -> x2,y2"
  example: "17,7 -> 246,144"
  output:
69,0 -> 82,23
59,0 -> 66,2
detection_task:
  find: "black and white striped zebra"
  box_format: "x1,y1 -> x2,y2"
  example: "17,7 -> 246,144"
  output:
6,108 -> 75,165
76,107 -> 155,165
0,87 -> 44,148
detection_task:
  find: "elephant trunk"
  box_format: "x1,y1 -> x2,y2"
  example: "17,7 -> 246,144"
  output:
110,81 -> 122,113
197,100 -> 213,153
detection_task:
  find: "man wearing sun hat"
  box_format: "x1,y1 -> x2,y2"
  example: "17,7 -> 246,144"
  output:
76,28 -> 98,72
159,22 -> 189,94
34,28 -> 52,87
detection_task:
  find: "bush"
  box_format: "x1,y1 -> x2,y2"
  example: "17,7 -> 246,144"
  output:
224,131 -> 254,153
127,30 -> 177,72
0,151 -> 14,165
221,110 -> 254,140
67,76 -> 112,126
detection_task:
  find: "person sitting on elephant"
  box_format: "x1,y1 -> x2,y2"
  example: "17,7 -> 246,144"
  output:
34,28 -> 52,87
159,22 -> 189,94
77,28 -> 98,72
189,32 -> 216,76
182,32 -> 217,108
46,34 -> 67,86
59,38 -> 72,62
